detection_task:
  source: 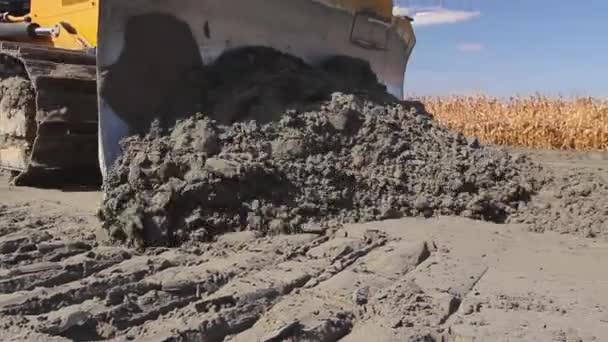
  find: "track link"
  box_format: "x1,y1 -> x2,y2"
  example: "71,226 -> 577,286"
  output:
0,41 -> 99,186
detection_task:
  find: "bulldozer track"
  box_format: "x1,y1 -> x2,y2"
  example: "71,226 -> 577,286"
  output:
0,208 -> 460,341
2,170 -> 608,341
0,42 -> 99,186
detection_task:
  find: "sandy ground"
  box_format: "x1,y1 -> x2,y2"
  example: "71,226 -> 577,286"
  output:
0,149 -> 607,341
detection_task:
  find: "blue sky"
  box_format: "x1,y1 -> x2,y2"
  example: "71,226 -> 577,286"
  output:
396,0 -> 608,97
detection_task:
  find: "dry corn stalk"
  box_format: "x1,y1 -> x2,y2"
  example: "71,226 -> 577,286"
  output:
419,95 -> 608,151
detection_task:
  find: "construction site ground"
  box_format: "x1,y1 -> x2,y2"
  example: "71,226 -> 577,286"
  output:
0,148 -> 607,342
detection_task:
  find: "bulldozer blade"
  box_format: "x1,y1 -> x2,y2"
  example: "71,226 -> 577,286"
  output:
97,0 -> 416,180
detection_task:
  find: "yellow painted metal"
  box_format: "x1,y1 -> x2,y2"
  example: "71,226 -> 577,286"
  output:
29,0 -> 98,50
321,0 -> 394,19
17,0 -> 394,51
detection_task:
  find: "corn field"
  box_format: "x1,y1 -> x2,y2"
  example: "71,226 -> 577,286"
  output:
419,95 -> 608,151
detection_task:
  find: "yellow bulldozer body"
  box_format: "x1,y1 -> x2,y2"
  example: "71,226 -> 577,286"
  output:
30,0 -> 98,49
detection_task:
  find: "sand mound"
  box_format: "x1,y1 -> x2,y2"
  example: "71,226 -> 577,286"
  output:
510,169 -> 608,238
97,47 -> 608,248
99,49 -> 544,247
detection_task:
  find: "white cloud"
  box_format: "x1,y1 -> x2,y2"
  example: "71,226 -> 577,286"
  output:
456,42 -> 484,52
393,7 -> 480,26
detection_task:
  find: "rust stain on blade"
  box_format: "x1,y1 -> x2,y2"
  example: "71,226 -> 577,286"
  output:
314,0 -> 393,19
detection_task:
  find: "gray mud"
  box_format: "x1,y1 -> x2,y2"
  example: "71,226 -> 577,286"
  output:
99,47 -> 608,247
0,76 -> 35,143
511,168 -> 608,238
199,47 -> 396,125
99,48 -> 548,247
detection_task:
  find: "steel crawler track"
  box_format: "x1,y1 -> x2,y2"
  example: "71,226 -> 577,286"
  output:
0,42 -> 99,185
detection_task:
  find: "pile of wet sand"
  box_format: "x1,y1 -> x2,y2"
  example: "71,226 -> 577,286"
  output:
510,169 -> 608,238
99,47 -> 605,247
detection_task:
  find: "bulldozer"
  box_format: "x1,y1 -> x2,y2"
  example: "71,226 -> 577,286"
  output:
0,0 -> 416,186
